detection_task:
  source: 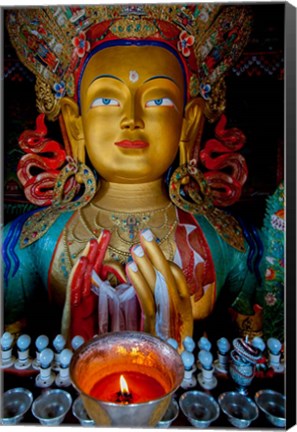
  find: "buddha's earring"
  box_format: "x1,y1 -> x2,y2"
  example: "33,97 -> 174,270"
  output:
51,156 -> 97,211
169,159 -> 214,214
169,159 -> 245,252
20,157 -> 97,248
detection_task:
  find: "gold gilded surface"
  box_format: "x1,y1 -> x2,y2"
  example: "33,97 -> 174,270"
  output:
49,44 -> 212,342
49,199 -> 178,309
35,77 -> 61,121
191,282 -> 216,320
77,46 -> 185,183
110,18 -> 157,38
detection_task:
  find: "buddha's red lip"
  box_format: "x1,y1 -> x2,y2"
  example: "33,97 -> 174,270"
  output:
115,140 -> 149,149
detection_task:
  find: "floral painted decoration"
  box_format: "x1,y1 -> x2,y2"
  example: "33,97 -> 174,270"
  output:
187,159 -> 198,175
53,81 -> 66,99
177,30 -> 195,57
72,31 -> 90,58
261,181 -> 285,342
264,292 -> 277,307
200,83 -> 212,100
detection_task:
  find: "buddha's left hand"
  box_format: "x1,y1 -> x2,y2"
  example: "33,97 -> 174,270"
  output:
126,229 -> 193,348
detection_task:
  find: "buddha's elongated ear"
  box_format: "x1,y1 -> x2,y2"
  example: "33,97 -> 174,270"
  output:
60,97 -> 85,164
179,98 -> 205,165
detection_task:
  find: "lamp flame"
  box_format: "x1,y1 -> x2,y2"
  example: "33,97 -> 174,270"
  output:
120,374 -> 130,395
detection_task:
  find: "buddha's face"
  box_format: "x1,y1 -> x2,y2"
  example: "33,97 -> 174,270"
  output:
79,45 -> 185,183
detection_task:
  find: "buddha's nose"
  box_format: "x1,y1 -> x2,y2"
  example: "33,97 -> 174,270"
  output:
120,99 -> 144,130
121,118 -> 144,130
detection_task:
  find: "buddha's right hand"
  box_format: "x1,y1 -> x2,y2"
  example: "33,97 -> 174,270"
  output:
126,229 -> 193,350
68,230 -> 125,340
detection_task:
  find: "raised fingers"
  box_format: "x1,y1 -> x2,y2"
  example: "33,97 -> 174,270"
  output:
169,261 -> 189,299
70,256 -> 88,306
139,229 -> 180,306
125,261 -> 156,335
130,244 -> 156,293
94,230 -> 111,274
136,229 -> 193,347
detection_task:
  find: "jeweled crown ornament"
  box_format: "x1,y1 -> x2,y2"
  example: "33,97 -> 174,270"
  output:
6,4 -> 252,122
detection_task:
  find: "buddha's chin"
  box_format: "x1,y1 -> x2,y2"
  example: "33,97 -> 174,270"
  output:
100,166 -> 168,184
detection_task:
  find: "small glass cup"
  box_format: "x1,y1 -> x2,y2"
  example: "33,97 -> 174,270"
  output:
218,391 -> 259,428
31,389 -> 72,426
1,388 -> 33,425
179,390 -> 220,428
156,398 -> 179,428
72,396 -> 95,426
255,389 -> 286,428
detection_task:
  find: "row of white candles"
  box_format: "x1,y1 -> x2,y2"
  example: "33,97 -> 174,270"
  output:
1,332 -> 85,388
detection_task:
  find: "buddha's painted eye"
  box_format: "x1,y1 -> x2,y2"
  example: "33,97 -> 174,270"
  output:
145,98 -> 174,107
91,98 -> 120,108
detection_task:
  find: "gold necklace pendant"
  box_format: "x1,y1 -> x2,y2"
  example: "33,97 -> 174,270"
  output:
92,202 -> 173,246
111,213 -> 151,243
65,203 -> 178,266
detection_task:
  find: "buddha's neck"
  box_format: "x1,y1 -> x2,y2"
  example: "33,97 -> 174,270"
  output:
92,179 -> 171,212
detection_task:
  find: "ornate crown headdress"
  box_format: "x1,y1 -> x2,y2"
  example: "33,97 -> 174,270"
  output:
6,4 -> 252,121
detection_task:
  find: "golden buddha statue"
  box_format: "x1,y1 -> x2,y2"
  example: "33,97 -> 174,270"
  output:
3,4 -> 263,348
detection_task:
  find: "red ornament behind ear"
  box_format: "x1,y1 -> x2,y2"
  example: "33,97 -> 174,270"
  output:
200,115 -> 248,207
17,114 -> 75,206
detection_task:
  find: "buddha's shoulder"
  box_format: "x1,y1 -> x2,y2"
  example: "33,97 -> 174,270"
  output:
3,208 -> 75,250
192,211 -> 246,253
